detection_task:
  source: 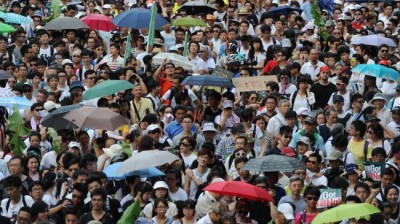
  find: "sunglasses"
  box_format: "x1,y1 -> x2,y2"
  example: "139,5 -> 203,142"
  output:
180,142 -> 190,147
235,152 -> 246,157
306,196 -> 318,201
34,108 -> 43,112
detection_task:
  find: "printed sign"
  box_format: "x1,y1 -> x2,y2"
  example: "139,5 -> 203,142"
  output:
212,66 -> 234,79
317,188 -> 342,209
232,76 -> 278,92
363,161 -> 386,183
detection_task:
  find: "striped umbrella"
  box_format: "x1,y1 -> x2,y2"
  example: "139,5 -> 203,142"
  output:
4,13 -> 32,24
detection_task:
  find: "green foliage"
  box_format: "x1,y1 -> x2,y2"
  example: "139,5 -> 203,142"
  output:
121,141 -> 132,157
117,193 -> 141,224
47,128 -> 60,154
45,0 -> 62,23
8,105 -> 31,156
311,3 -> 329,41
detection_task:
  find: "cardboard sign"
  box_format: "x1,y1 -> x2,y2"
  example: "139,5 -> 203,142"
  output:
212,66 -> 234,79
363,161 -> 386,183
232,76 -> 278,92
317,188 -> 342,209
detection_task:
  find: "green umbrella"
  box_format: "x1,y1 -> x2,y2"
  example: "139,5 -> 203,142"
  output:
82,80 -> 132,100
0,22 -> 16,33
312,203 -> 380,224
172,17 -> 206,27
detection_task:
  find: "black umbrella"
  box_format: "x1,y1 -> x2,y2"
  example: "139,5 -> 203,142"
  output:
177,1 -> 217,15
266,6 -> 303,18
41,104 -> 82,130
0,70 -> 12,81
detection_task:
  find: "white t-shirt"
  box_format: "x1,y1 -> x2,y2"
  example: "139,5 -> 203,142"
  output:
181,153 -> 197,169
189,168 -> 210,200
1,195 -> 34,220
40,150 -> 57,170
143,201 -> 178,218
169,188 -> 188,202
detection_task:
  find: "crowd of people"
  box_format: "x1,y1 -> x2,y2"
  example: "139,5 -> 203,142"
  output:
0,0 -> 399,223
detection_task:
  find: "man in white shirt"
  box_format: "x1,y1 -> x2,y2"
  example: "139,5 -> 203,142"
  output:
387,106 -> 400,137
300,49 -> 326,82
197,202 -> 228,223
306,153 -> 328,187
266,99 -> 290,137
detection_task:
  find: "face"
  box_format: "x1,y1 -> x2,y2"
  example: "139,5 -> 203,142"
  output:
387,188 -> 399,204
17,211 -> 31,224
28,157 -> 39,172
305,194 -> 319,208
307,156 -> 319,172
279,102 -> 290,114
88,181 -> 101,193
255,119 -> 265,131
155,201 -> 168,215
235,138 -> 246,149
355,187 -> 369,202
71,190 -> 84,206
65,214 -> 78,224
297,142 -> 308,155
382,174 -> 394,188
91,195 -> 105,210
289,180 -> 303,195
9,158 -> 23,175
197,154 -> 210,166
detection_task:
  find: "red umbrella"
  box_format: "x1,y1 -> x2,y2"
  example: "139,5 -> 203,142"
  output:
204,181 -> 274,202
81,14 -> 116,32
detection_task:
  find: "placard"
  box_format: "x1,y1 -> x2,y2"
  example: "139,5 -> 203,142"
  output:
317,188 -> 342,209
212,66 -> 234,79
232,76 -> 278,92
363,161 -> 386,183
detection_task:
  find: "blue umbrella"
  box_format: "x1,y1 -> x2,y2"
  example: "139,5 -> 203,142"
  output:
266,6 -> 303,18
353,64 -> 400,81
103,162 -> 165,180
41,104 -> 82,130
112,8 -> 169,30
181,75 -> 234,88
0,96 -> 32,109
5,13 -> 32,24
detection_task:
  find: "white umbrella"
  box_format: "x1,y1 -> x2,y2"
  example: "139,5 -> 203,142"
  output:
116,150 -> 179,174
0,88 -> 15,98
350,35 -> 397,47
152,52 -> 193,71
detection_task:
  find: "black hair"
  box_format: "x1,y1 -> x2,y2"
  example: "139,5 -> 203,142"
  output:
91,187 -> 107,201
4,175 -> 22,188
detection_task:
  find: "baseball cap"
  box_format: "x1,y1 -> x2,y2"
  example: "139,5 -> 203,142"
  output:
298,136 -> 310,145
304,116 -> 316,124
154,181 -> 169,190
392,106 -> 400,114
296,107 -> 310,116
43,101 -> 60,112
277,203 -> 295,220
202,123 -> 217,132
146,124 -> 160,133
333,95 -> 344,103
320,66 -> 330,72
345,163 -> 358,175
102,4 -> 111,9
68,141 -> 81,150
326,150 -> 342,161
325,20 -> 335,27
103,144 -> 123,158
365,114 -> 380,122
222,100 -> 233,109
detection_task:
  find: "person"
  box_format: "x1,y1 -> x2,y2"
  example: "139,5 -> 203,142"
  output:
185,149 -> 212,200
142,181 -> 178,219
129,84 -> 154,124
266,99 -> 290,138
79,188 -> 116,224
278,176 -> 305,214
289,76 -> 315,112
235,199 -> 258,224
294,187 -> 320,224
347,120 -> 372,171
197,202 -> 228,224
306,153 -> 328,187
269,203 -> 295,224
31,201 -> 51,223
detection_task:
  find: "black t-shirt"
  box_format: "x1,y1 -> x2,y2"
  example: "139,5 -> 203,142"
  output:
203,107 -> 222,123
82,197 -> 122,220
79,211 -> 116,224
310,82 -> 337,109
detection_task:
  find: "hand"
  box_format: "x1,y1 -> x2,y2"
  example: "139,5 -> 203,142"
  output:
62,200 -> 71,208
371,188 -> 380,196
185,169 -> 193,179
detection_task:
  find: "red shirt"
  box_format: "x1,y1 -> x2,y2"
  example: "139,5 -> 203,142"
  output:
262,60 -> 278,74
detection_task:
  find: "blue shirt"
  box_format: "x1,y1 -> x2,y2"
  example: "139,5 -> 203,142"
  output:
289,130 -> 325,152
165,120 -> 198,139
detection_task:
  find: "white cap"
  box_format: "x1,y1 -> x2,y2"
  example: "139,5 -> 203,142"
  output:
43,101 -> 60,112
94,6 -> 103,13
61,59 -> 73,65
202,123 -> 217,132
102,4 -> 111,9
68,141 -> 81,150
154,181 -> 169,189
296,107 -> 310,116
222,100 -> 233,109
146,124 -> 160,132
277,203 -> 294,220
103,144 -> 123,158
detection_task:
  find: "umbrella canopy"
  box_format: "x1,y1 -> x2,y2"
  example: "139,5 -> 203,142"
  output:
204,181 -> 274,202
177,1 -> 217,15
83,80 -> 132,100
117,150 -> 179,174
243,155 -> 306,173
63,106 -> 127,130
0,96 -> 33,109
44,17 -> 89,30
104,162 -> 165,180
266,6 -> 303,18
172,17 -> 206,27
112,8 -> 169,30
81,14 -> 116,32
350,35 -> 396,47
312,203 -> 380,224
181,75 -> 234,88
0,70 -> 12,80
352,64 -> 400,81
4,13 -> 32,24
0,22 -> 16,33
41,104 -> 82,130
152,52 -> 193,70
0,88 -> 15,98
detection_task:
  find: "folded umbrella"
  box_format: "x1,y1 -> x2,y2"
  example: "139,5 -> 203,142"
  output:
41,104 -> 82,130
112,8 -> 169,30
352,64 -> 400,81
350,35 -> 396,47
312,203 -> 380,224
63,106 -> 127,130
44,16 -> 89,30
103,162 -> 165,180
243,155 -> 306,173
117,150 -> 179,174
204,181 -> 274,202
81,14 -> 116,32
181,75 -> 234,88
83,80 -> 132,101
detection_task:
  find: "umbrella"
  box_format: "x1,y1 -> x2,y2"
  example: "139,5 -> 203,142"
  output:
103,162 -> 165,180
350,35 -> 396,47
0,11 -> 6,20
117,150 -> 179,174
0,70 -> 12,80
82,80 -> 132,101
0,88 -> 15,98
152,52 -> 193,71
352,64 -> 400,81
63,106 -> 127,130
177,1 -> 217,15
242,155 -> 306,173
44,17 -> 89,30
4,13 -> 32,24
0,22 -> 16,33
0,96 -> 33,109
81,14 -> 116,32
266,6 -> 303,18
172,17 -> 206,27
204,181 -> 274,202
112,8 -> 169,30
181,75 -> 234,88
41,104 -> 82,130
312,203 -> 380,224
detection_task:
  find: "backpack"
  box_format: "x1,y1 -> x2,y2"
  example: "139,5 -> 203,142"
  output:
337,113 -> 352,127
6,195 -> 27,213
300,209 -> 309,224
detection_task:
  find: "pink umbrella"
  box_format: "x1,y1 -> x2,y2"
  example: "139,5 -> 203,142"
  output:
81,14 -> 116,32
